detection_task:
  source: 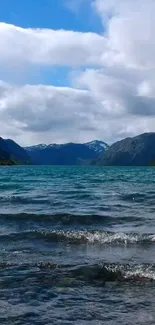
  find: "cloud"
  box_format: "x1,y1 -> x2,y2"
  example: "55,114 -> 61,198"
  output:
1,0 -> 155,145
0,82 -> 105,145
0,22 -> 106,67
0,81 -> 155,146
74,66 -> 155,117
71,0 -> 155,125
94,0 -> 155,68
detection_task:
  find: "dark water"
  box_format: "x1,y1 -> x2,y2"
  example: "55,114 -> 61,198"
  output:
0,166 -> 155,324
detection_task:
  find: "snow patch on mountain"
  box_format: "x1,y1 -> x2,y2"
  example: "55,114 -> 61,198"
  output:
25,140 -> 109,154
85,140 -> 109,154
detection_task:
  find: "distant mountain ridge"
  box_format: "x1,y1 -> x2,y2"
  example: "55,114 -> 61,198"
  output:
92,133 -> 155,166
25,140 -> 108,153
25,140 -> 108,165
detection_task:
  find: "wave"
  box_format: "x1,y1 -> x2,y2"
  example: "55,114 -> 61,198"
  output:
122,193 -> 146,202
1,229 -> 155,245
68,263 -> 155,283
0,196 -> 50,205
0,212 -> 142,225
121,191 -> 155,203
26,230 -> 155,245
1,262 -> 155,284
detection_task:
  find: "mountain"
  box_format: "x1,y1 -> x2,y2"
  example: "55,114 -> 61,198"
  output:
85,140 -> 109,154
92,133 -> 155,166
0,137 -> 13,164
0,137 -> 31,165
4,139 -> 31,164
25,140 -> 108,165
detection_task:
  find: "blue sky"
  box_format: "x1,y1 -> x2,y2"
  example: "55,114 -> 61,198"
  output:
0,0 -> 102,86
0,0 -> 102,32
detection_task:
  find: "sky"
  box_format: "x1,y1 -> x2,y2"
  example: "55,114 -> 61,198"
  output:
0,0 -> 155,146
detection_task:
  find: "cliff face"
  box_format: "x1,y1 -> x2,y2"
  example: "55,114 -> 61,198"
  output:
93,133 -> 155,166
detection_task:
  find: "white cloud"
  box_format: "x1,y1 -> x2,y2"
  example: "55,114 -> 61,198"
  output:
70,0 -> 155,130
0,82 -> 105,145
0,81 -> 155,146
0,22 -> 106,67
95,0 -> 155,68
74,66 -> 155,116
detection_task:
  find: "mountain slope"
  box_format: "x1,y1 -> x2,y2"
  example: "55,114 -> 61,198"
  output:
0,137 -> 16,165
0,138 -> 10,159
0,137 -> 31,165
5,139 -> 31,164
25,140 -> 108,165
93,133 -> 155,166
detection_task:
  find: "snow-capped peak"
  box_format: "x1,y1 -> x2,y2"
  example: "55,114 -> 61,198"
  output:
25,144 -> 47,151
85,140 -> 109,154
25,140 -> 109,154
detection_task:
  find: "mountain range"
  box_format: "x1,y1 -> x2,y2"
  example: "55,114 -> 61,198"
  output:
25,140 -> 108,165
0,138 -> 108,165
1,133 -> 155,166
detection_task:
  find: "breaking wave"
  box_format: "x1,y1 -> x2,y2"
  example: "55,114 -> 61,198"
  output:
2,229 -> 155,245
1,262 -> 155,284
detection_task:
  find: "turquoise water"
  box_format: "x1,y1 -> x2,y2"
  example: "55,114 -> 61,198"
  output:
0,166 -> 155,324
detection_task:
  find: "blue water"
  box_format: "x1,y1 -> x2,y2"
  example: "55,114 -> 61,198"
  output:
0,165 -> 155,324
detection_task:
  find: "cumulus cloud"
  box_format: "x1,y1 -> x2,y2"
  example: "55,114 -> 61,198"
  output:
0,82 -> 105,145
0,81 -> 155,146
72,0 -> 155,122
95,0 -> 155,69
0,22 -> 106,67
74,66 -> 155,117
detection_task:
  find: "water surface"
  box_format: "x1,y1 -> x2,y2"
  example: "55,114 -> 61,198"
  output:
0,166 -> 155,324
